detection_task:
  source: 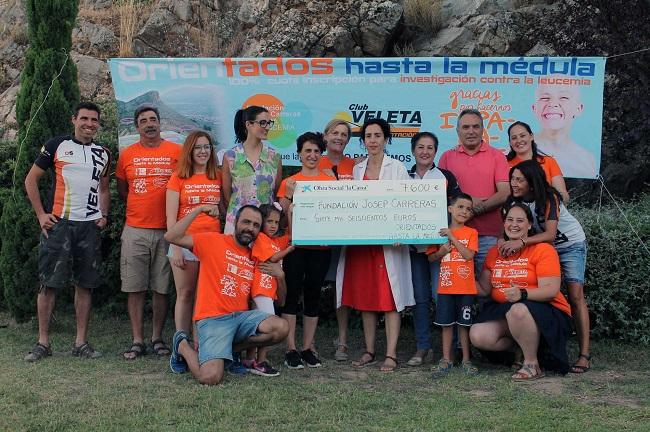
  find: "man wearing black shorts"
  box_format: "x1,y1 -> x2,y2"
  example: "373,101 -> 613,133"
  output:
23,101 -> 111,362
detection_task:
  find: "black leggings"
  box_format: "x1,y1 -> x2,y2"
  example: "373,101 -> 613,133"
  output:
282,248 -> 331,317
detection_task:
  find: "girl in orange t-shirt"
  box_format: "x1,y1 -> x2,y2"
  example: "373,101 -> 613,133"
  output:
506,121 -> 569,202
469,204 -> 572,380
166,130 -> 222,339
244,202 -> 294,376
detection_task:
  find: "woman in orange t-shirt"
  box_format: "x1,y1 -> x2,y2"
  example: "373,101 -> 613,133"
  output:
166,130 -> 222,336
277,132 -> 335,369
506,121 -> 569,202
469,203 -> 572,380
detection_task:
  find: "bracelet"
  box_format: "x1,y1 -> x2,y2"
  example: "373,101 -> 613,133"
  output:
520,238 -> 526,247
519,289 -> 528,302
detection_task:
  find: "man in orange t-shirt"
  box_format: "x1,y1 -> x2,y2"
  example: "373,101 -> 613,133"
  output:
166,205 -> 289,385
116,105 -> 181,360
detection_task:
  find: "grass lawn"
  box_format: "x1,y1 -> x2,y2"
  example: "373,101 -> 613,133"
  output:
1,310 -> 648,431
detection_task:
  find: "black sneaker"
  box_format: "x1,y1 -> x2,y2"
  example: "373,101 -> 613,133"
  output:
284,349 -> 304,369
301,349 -> 322,368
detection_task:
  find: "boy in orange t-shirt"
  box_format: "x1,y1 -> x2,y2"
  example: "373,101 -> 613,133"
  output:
426,193 -> 479,375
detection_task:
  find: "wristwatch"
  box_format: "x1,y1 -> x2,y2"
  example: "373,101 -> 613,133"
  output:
519,289 -> 528,302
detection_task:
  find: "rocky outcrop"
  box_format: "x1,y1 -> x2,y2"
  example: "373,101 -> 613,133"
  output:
0,0 -> 649,194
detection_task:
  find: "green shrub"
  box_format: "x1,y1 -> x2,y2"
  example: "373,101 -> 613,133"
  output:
0,140 -> 18,307
0,0 -> 80,321
571,192 -> 650,345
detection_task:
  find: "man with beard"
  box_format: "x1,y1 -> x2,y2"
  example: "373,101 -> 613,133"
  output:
166,205 -> 289,385
116,105 -> 182,360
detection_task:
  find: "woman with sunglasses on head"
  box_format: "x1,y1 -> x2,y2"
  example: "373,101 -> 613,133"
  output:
222,106 -> 282,234
166,130 -> 222,340
507,121 -> 569,203
336,118 -> 414,373
502,159 -> 590,374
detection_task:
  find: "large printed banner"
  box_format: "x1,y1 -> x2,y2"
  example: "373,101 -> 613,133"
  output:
108,57 -> 606,178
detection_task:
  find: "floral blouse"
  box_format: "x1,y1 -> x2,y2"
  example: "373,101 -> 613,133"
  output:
222,143 -> 281,234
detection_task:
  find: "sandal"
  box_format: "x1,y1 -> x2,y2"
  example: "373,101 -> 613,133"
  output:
380,355 -> 398,372
151,339 -> 171,356
352,351 -> 377,368
122,342 -> 146,360
462,360 -> 478,375
24,342 -> 52,362
72,342 -> 102,359
570,353 -> 591,374
512,363 -> 545,381
431,358 -> 454,376
407,349 -> 432,367
333,338 -> 349,362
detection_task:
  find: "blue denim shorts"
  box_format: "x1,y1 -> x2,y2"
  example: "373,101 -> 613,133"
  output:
167,245 -> 199,262
557,241 -> 587,284
434,294 -> 475,327
196,310 -> 271,365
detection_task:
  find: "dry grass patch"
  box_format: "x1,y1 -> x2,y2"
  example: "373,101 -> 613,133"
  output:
116,0 -> 155,57
403,0 -> 444,34
394,41 -> 417,57
78,0 -> 115,26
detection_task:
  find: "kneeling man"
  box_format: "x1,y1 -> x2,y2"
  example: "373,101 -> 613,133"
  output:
165,204 -> 288,385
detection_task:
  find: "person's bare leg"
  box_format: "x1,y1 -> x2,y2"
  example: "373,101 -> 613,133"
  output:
470,320 -> 513,352
361,311 -> 377,354
506,304 -> 540,366
124,291 -> 145,359
568,282 -> 591,369
281,313 -> 297,351
441,326 -> 453,361
381,311 -> 401,371
74,286 -> 92,346
178,339 -> 224,385
171,261 -> 199,333
151,291 -> 168,342
37,287 -> 56,346
336,306 -> 349,347
256,346 -> 269,363
352,311 -> 377,366
459,326 -> 471,363
232,316 -> 289,352
301,316 -> 318,351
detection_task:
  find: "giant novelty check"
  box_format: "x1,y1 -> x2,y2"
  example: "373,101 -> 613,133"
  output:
292,180 -> 449,245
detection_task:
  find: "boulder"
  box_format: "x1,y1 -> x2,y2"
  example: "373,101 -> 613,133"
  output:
73,20 -> 118,55
0,85 -> 19,140
72,53 -> 112,100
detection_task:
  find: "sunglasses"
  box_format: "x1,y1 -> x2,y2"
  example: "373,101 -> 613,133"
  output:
249,120 -> 275,128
